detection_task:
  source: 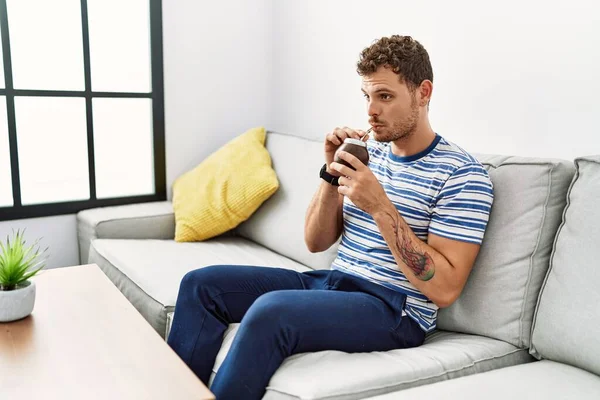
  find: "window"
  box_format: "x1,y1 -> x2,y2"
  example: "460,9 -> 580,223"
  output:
0,0 -> 165,221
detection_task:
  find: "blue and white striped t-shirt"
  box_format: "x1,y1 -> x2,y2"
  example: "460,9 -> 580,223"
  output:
331,133 -> 494,332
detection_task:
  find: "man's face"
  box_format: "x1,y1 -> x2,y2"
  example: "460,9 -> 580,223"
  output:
361,66 -> 420,143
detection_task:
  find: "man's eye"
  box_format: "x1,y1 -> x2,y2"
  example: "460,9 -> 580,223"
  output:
380,94 -> 391,100
363,93 -> 370,100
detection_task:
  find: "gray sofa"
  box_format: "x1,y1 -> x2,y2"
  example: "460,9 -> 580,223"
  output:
76,131 -> 600,399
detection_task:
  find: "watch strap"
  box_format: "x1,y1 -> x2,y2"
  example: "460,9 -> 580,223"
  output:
319,163 -> 340,186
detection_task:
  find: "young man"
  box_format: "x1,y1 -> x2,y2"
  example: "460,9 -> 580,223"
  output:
168,35 -> 494,400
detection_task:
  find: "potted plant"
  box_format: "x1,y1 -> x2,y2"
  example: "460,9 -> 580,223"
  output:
0,229 -> 48,322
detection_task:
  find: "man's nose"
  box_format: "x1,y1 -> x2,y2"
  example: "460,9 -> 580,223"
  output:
367,100 -> 380,117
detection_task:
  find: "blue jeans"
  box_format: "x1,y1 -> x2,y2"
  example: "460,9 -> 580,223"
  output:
167,265 -> 425,400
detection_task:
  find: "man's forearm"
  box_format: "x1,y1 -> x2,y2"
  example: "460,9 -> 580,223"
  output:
304,181 -> 343,252
372,202 -> 455,306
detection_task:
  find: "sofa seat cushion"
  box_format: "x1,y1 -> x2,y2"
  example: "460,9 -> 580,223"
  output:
367,360 -> 600,400
88,236 -> 312,337
205,327 -> 533,400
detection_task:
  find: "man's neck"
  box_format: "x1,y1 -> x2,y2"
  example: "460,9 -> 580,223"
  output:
390,123 -> 437,158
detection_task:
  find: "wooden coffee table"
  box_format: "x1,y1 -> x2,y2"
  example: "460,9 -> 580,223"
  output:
0,264 -> 214,399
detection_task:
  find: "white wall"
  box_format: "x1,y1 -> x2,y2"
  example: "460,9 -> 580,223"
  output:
5,0 -> 598,269
163,0 -> 272,199
270,0 -> 600,160
0,0 -> 274,268
0,215 -> 79,270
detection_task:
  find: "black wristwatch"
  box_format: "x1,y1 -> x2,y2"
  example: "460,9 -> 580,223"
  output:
319,164 -> 340,186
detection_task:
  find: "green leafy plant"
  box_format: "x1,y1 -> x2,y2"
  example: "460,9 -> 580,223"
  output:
0,229 -> 47,291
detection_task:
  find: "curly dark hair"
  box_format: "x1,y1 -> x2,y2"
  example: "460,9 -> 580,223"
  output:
356,35 -> 433,91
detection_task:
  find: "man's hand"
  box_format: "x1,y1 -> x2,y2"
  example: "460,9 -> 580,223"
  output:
329,150 -> 389,216
325,127 -> 368,176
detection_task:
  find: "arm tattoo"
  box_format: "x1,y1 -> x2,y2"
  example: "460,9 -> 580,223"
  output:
383,211 -> 435,281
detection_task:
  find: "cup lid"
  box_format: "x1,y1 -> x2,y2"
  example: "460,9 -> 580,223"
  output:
343,138 -> 367,147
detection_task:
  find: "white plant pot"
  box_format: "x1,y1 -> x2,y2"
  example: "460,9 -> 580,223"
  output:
0,280 -> 36,322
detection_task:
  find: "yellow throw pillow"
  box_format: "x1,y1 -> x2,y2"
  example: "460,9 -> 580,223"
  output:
172,127 -> 279,242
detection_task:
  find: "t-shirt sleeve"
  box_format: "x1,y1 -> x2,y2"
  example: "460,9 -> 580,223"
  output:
428,162 -> 494,244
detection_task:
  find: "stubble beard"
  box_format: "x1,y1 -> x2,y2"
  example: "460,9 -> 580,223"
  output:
374,97 -> 420,143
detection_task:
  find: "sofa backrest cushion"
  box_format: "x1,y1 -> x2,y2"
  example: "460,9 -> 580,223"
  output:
437,155 -> 575,348
237,132 -> 339,270
529,156 -> 600,375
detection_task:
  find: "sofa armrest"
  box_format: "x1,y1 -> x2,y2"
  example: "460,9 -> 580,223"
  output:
77,201 -> 175,264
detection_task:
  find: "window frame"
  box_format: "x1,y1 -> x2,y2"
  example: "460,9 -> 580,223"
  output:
0,0 -> 166,221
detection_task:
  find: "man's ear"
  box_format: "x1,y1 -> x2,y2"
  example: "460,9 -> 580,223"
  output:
418,80 -> 433,107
